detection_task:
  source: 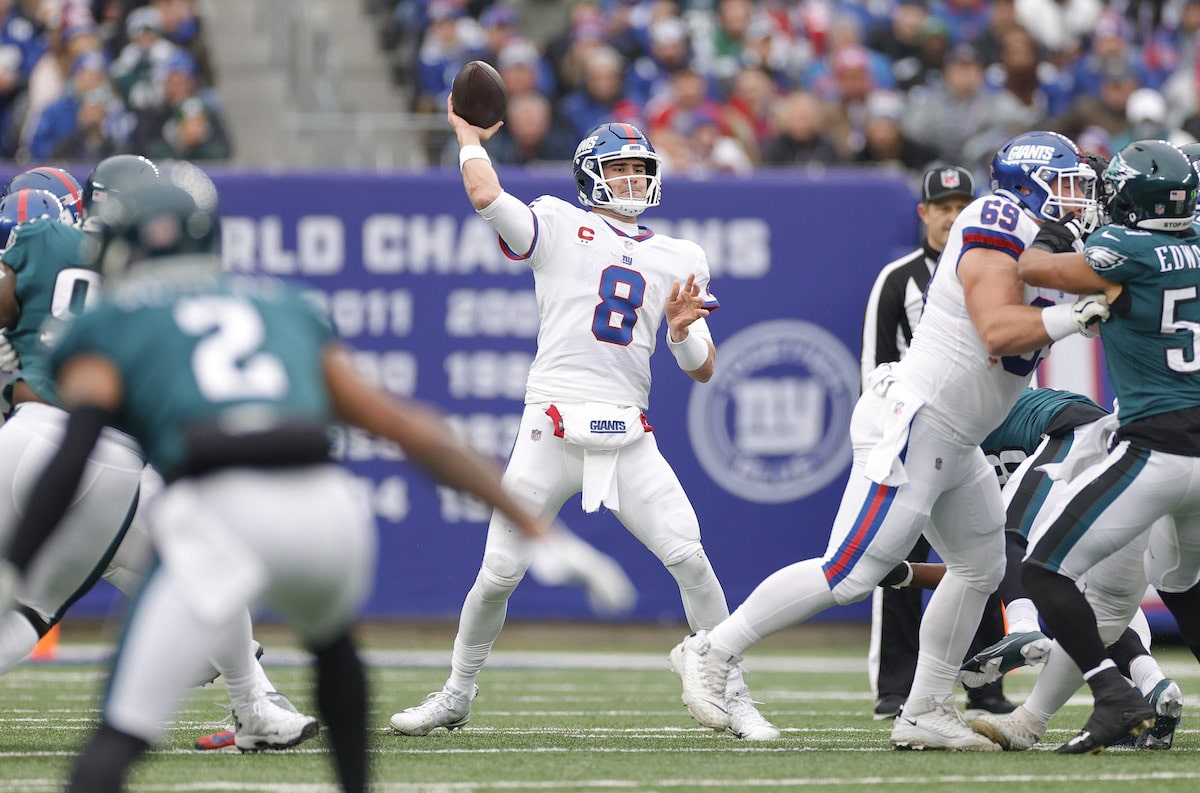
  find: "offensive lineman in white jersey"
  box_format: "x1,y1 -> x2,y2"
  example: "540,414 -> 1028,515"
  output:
389,101 -> 778,740
673,130 -> 1110,750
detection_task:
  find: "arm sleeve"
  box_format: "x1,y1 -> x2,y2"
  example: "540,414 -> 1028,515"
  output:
478,190 -> 537,259
4,405 -> 112,573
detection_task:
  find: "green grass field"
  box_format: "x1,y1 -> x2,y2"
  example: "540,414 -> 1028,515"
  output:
2,620 -> 1198,792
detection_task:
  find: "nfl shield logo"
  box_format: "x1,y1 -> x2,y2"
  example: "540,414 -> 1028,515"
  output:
935,458 -> 943,470
940,170 -> 960,189
531,429 -> 542,441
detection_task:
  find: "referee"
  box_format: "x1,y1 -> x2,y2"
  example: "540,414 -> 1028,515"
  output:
861,165 -> 1014,719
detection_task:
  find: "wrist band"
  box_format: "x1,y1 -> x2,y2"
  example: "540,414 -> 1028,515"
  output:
890,562 -> 914,589
668,329 -> 709,371
459,144 -> 490,171
1041,303 -> 1078,342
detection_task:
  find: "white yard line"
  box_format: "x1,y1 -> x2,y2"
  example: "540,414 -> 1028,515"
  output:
7,771 -> 1200,793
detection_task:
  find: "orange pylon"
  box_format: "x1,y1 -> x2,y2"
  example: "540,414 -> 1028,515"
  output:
30,624 -> 60,660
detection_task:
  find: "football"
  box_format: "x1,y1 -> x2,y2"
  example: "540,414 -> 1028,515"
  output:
451,60 -> 508,128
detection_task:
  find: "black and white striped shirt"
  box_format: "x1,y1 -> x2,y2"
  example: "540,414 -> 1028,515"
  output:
860,239 -> 939,388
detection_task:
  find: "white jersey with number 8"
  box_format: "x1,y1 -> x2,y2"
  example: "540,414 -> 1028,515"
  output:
500,195 -> 717,410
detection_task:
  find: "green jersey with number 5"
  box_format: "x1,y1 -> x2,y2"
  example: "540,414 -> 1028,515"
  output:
51,263 -> 334,478
0,218 -> 99,406
1085,221 -> 1200,425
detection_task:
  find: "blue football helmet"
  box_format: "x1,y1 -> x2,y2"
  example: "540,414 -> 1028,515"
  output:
1,166 -> 84,225
990,131 -> 1100,229
573,122 -> 662,218
0,188 -> 68,250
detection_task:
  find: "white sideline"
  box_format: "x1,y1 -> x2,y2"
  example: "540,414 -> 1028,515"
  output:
31,644 -> 871,673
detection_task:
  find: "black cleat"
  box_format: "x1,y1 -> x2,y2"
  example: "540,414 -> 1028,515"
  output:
1054,684 -> 1154,754
966,693 -> 1017,716
874,693 -> 906,721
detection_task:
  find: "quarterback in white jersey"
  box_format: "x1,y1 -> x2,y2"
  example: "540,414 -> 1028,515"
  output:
672,130 -> 1110,750
514,193 -> 715,409
388,104 -> 778,741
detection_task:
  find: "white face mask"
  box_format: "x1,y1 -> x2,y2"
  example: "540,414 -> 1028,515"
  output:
1038,165 -> 1100,231
582,157 -> 662,217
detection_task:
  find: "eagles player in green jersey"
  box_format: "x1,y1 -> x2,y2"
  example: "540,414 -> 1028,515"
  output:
1016,139 -> 1200,753
878,386 -> 1183,750
0,166 -> 319,754
0,177 -> 623,793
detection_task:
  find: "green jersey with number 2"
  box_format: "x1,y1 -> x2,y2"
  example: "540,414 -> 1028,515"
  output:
52,263 -> 334,478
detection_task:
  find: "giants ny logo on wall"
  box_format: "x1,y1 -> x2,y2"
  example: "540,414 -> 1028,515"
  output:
687,320 -> 857,503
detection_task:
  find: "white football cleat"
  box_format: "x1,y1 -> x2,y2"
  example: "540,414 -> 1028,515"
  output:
389,685 -> 478,736
669,631 -> 737,731
1138,678 -> 1183,750
891,694 -> 1001,751
727,686 -> 780,740
232,692 -> 319,752
971,705 -> 1046,751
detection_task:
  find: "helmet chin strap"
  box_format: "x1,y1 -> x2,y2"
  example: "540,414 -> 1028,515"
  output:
593,204 -> 643,222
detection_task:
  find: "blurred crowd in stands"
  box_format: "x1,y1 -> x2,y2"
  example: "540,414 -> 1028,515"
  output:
0,0 -> 228,164
368,0 -> 1200,186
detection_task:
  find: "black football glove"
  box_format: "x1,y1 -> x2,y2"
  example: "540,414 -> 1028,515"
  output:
1082,152 -> 1109,183
1031,211 -> 1084,254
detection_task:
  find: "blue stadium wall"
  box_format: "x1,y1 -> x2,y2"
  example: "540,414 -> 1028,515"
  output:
2,167 -> 942,624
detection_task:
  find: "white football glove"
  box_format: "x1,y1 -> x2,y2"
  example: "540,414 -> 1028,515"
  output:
1072,292 -> 1110,338
528,527 -> 638,617
0,331 -> 18,371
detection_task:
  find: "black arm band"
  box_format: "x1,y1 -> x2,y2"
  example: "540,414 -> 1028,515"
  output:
6,405 -> 114,572
878,562 -> 911,588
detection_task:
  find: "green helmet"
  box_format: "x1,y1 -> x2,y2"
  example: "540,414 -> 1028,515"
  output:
1180,141 -> 1200,181
1105,139 -> 1199,231
82,154 -> 160,219
96,180 -> 219,281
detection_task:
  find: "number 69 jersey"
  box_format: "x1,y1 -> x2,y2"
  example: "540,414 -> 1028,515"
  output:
1,218 -> 99,405
506,195 -> 717,411
894,192 -> 1076,445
